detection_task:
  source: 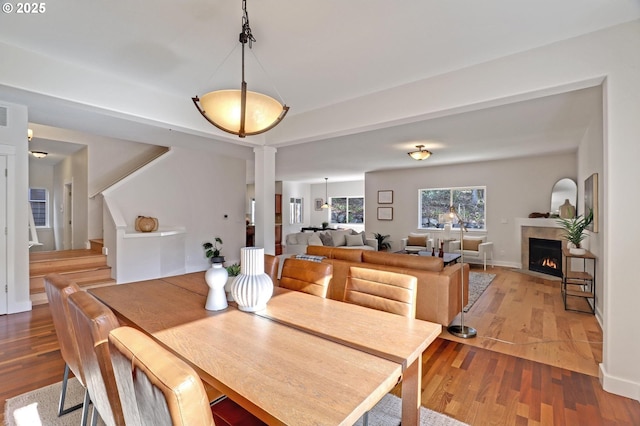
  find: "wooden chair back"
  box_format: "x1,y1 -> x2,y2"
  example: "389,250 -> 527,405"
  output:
279,258 -> 333,298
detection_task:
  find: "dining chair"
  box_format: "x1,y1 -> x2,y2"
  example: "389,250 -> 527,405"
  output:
264,254 -> 280,285
279,257 -> 333,298
44,274 -> 91,425
108,326 -> 265,426
343,266 -> 418,318
344,266 -> 418,425
67,291 -> 125,426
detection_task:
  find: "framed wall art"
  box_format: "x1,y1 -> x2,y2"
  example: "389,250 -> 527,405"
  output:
314,198 -> 324,211
584,173 -> 598,232
377,207 -> 393,221
377,190 -> 393,204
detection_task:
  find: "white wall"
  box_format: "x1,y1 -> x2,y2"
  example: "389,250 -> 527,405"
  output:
102,146 -> 247,279
52,147 -> 89,249
365,153 -> 577,260
281,181 -> 311,237
309,180 -> 365,233
0,101 -> 31,313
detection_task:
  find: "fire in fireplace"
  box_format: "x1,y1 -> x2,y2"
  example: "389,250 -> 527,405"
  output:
529,237 -> 562,277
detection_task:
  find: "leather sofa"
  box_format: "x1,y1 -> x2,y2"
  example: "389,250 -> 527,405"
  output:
305,246 -> 469,326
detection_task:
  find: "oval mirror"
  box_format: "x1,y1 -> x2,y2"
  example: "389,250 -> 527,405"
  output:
550,178 -> 577,215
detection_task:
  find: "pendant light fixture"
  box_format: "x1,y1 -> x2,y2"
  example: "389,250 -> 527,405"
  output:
193,0 -> 289,138
408,144 -> 432,160
321,178 -> 330,209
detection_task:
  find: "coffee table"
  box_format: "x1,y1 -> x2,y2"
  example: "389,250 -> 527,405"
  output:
417,251 -> 461,266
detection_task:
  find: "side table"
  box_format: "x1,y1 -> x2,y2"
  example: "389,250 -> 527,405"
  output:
562,248 -> 596,314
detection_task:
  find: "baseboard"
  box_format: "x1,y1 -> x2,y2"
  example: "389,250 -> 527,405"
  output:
599,364 -> 640,402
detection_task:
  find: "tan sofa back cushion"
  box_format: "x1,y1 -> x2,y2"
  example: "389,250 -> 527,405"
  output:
362,251 -> 443,272
307,245 -> 364,262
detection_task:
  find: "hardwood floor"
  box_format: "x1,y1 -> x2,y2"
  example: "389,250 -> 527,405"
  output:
1,266 -> 639,425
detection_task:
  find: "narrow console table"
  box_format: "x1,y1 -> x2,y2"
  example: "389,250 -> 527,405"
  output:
562,248 -> 596,314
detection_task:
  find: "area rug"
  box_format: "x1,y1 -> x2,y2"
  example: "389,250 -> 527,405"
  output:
5,378 -> 467,426
464,272 -> 496,312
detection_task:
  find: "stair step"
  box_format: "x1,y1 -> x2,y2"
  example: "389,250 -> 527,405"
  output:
31,279 -> 117,306
30,266 -> 113,295
30,252 -> 107,276
89,239 -> 104,253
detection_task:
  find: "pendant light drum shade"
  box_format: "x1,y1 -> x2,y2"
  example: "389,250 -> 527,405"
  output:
195,89 -> 288,137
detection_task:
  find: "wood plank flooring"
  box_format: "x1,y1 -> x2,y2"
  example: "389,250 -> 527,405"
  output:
1,266 -> 639,425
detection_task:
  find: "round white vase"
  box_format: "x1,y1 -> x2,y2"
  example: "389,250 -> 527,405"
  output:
231,247 -> 273,312
204,262 -> 228,311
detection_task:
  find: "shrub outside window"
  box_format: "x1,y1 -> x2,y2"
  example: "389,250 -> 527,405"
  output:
330,197 -> 364,224
419,187 -> 486,230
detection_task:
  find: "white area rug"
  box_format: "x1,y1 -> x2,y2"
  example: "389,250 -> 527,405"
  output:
353,394 -> 468,426
5,378 -> 467,426
464,272 -> 496,312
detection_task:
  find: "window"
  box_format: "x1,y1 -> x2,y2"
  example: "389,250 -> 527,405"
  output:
330,196 -> 364,224
419,187 -> 486,230
29,188 -> 49,227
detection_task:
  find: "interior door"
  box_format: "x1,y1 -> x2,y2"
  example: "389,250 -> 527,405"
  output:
0,155 -> 7,315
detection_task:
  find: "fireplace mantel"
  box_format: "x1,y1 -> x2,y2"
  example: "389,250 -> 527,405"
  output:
515,218 -> 565,269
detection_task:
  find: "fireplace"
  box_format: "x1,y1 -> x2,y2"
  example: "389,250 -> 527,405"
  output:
529,237 -> 562,277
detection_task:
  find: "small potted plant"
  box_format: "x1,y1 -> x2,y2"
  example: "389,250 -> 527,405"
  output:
225,263 -> 241,301
372,232 -> 392,251
322,221 -> 329,230
557,209 -> 593,254
203,237 -> 225,264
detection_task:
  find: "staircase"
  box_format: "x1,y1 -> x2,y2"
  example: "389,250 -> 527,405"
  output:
29,239 -> 116,305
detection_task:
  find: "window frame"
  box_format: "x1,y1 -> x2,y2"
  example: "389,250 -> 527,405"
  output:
28,187 -> 50,228
329,196 -> 365,225
418,186 -> 486,231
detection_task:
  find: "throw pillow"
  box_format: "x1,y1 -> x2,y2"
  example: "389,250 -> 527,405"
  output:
295,254 -> 326,262
318,231 -> 334,247
286,233 -> 299,245
462,238 -> 482,251
330,230 -> 351,247
407,235 -> 427,246
308,234 -> 323,246
351,230 -> 367,245
346,234 -> 364,247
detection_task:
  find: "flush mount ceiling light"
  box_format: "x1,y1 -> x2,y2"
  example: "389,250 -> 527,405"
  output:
27,128 -> 33,141
192,0 -> 289,138
408,144 -> 432,160
29,151 -> 47,158
321,178 -> 330,209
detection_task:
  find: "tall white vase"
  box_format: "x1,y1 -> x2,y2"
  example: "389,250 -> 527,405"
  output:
205,262 -> 228,311
231,247 -> 273,312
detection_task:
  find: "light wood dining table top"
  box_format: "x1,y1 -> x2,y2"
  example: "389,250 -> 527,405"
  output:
91,272 -> 441,425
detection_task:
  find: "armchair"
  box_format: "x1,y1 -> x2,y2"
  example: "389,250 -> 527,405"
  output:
450,236 -> 493,270
400,232 -> 434,253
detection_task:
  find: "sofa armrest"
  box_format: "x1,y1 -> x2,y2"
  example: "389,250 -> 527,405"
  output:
400,238 -> 408,250
365,238 -> 378,251
478,242 -> 493,255
449,240 -> 461,251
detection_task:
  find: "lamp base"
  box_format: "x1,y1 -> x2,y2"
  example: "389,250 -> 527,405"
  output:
447,324 -> 477,339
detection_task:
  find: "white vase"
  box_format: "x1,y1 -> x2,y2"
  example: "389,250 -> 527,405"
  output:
231,247 -> 273,312
204,262 -> 228,311
569,247 -> 586,255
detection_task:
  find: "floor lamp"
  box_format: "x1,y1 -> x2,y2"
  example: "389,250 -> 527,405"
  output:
447,206 -> 477,339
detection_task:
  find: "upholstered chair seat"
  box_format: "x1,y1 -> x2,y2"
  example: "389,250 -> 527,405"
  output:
108,326 -> 265,426
279,258 -> 333,298
68,291 -> 125,426
44,274 -> 91,424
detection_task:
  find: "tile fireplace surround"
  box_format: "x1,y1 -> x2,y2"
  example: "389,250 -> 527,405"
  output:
515,218 -> 565,270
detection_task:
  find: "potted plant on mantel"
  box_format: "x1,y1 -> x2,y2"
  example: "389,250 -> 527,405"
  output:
557,209 -> 593,255
203,237 -> 225,264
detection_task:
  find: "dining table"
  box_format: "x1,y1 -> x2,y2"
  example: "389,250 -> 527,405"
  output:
90,272 -> 441,425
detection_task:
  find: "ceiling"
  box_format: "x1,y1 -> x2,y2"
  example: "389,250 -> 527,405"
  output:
2,1 -> 638,182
